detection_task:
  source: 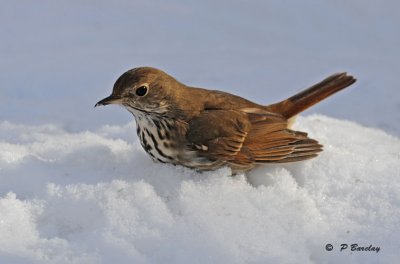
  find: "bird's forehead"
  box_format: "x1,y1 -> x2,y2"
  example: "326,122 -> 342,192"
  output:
113,68 -> 159,91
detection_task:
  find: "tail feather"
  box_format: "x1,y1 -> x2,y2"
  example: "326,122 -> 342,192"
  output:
266,72 -> 356,118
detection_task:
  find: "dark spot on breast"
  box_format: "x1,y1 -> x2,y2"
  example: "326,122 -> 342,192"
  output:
165,131 -> 171,140
166,121 -> 174,130
140,132 -> 152,152
149,132 -> 173,160
153,119 -> 161,129
157,128 -> 165,140
145,128 -> 151,137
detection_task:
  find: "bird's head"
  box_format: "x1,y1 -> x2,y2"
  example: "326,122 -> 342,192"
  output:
95,67 -> 183,115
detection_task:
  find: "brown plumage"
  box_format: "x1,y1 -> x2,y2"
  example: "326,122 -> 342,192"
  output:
95,67 -> 356,172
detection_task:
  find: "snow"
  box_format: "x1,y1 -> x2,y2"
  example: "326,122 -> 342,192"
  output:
1,115 -> 399,263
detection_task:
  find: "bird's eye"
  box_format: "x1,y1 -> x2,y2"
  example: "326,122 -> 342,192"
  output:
135,86 -> 148,96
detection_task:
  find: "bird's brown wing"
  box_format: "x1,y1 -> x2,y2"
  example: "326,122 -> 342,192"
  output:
186,109 -> 250,162
186,108 -> 322,170
234,108 -> 323,166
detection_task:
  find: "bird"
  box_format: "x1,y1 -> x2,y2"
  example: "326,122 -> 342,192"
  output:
95,67 -> 356,172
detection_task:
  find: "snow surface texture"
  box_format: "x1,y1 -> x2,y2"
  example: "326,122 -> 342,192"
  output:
0,115 -> 399,264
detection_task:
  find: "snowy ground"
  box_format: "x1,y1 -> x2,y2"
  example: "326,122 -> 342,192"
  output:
1,115 -> 399,263
1,1 -> 400,263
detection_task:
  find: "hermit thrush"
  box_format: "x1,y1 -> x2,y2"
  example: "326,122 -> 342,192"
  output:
96,67 -> 356,172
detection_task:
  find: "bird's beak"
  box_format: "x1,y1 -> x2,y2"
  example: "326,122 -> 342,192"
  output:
95,95 -> 124,107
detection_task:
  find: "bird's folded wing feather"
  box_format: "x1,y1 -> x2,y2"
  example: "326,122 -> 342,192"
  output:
186,108 -> 322,168
186,109 -> 250,161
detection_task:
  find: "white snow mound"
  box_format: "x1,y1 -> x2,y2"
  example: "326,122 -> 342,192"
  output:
0,115 -> 399,264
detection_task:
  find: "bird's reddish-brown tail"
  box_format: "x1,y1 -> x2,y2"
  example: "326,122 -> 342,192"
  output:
265,72 -> 356,119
